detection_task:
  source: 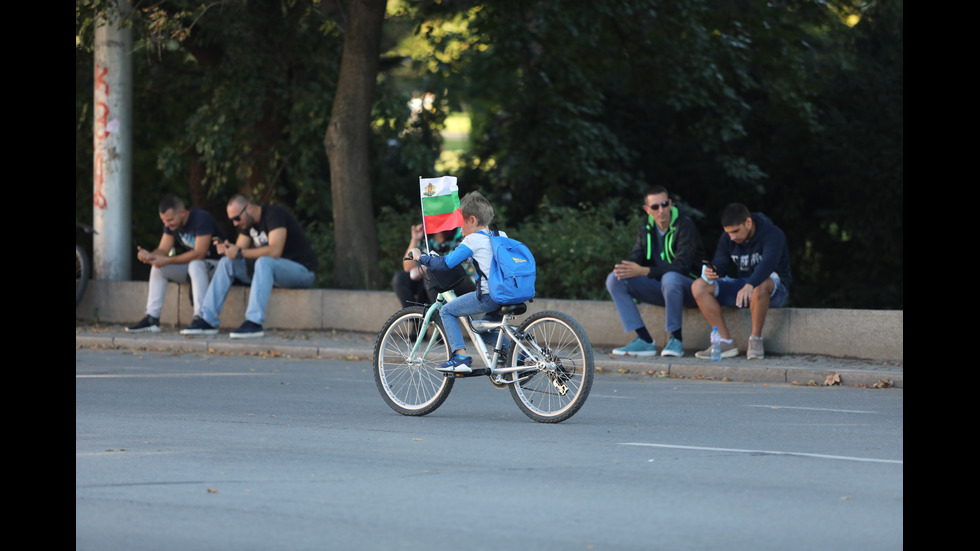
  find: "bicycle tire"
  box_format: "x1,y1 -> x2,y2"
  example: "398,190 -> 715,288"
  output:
373,306 -> 454,416
509,310 -> 594,423
76,245 -> 91,307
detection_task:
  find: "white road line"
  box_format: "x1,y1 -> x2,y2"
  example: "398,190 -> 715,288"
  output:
620,442 -> 902,464
76,373 -> 265,378
745,404 -> 877,414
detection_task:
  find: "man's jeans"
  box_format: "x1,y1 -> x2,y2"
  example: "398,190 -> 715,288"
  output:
605,271 -> 696,336
145,259 -> 218,319
200,256 -> 315,327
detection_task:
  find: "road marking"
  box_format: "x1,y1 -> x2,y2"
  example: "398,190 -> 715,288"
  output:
620,442 -> 902,464
76,373 -> 266,378
746,404 -> 877,414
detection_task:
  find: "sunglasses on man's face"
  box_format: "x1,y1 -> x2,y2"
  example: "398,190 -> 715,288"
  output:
230,204 -> 248,222
644,201 -> 670,211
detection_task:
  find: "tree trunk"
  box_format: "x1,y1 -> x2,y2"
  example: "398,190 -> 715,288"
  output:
324,0 -> 386,289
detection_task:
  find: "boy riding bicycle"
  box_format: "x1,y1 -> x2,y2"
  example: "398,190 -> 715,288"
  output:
409,191 -> 503,373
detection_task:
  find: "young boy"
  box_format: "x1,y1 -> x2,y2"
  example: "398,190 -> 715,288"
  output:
409,191 -> 503,373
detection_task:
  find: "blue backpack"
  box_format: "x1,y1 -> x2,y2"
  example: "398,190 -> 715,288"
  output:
475,227 -> 536,305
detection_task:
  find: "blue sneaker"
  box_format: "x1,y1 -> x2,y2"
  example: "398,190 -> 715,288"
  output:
230,320 -> 264,339
660,336 -> 684,357
180,316 -> 218,335
612,337 -> 658,357
436,354 -> 473,373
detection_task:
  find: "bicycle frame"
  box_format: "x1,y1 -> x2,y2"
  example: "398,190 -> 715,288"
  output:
407,290 -> 544,384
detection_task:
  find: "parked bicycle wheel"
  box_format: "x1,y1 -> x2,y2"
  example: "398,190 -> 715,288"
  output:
509,310 -> 594,423
76,245 -> 90,307
373,306 -> 454,416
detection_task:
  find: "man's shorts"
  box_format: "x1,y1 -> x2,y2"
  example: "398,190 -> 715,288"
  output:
713,274 -> 789,308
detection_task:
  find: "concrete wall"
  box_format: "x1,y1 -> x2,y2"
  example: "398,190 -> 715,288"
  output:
76,280 -> 903,362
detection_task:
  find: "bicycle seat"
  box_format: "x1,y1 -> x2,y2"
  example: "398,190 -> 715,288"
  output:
488,303 -> 527,316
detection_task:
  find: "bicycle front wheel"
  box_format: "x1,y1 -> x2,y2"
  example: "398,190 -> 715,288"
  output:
509,310 -> 594,423
373,306 -> 454,416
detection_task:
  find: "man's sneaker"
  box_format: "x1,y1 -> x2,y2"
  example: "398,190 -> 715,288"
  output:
180,317 -> 218,335
660,336 -> 684,357
694,340 -> 738,359
126,315 -> 160,333
230,320 -> 264,339
747,336 -> 765,359
436,354 -> 473,373
612,337 -> 658,357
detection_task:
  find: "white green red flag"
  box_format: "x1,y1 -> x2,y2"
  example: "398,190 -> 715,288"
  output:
419,176 -> 463,234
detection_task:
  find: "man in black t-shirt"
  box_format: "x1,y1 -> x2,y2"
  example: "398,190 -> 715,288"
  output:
181,194 -> 317,338
126,194 -> 225,333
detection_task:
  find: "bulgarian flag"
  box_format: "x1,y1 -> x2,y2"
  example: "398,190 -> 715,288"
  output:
419,176 -> 464,234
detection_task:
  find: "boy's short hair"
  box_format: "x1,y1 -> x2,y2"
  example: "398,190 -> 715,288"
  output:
460,191 -> 494,227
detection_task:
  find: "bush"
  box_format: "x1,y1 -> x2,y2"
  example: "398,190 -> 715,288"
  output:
512,201 -> 634,301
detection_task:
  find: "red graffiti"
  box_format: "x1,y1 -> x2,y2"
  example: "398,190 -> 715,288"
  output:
93,64 -> 110,210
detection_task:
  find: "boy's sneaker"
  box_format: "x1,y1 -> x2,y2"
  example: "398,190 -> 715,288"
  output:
747,336 -> 765,359
612,337 -> 658,357
230,320 -> 264,339
436,354 -> 473,373
126,315 -> 160,333
180,317 -> 218,335
694,340 -> 738,359
660,336 -> 684,357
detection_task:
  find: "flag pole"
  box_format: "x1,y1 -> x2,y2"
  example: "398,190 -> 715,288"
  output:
418,176 -> 431,255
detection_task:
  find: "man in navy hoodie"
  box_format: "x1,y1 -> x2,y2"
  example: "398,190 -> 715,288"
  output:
692,203 -> 792,360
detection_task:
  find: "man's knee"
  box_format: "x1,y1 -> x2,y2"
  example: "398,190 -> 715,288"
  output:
691,277 -> 712,299
753,279 -> 775,301
661,271 -> 691,291
605,271 -> 624,295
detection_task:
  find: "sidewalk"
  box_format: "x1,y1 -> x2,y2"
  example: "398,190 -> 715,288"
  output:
75,323 -> 902,389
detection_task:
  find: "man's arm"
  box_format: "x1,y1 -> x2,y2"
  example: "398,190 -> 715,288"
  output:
744,228 -> 786,288
139,233 -> 208,268
226,227 -> 286,261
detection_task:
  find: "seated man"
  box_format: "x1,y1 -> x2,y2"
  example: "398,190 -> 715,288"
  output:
180,194 -> 317,338
606,186 -> 704,357
692,203 -> 792,360
392,224 -> 475,308
126,194 -> 225,333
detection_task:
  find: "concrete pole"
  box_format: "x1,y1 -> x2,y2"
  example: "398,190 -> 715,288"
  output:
92,0 -> 133,280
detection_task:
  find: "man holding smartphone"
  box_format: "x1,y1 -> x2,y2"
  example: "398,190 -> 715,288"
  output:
180,194 -> 317,338
126,194 -> 225,333
692,203 -> 792,359
605,186 -> 704,357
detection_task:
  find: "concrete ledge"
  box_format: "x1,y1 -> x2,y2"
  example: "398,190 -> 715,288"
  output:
76,280 -> 903,362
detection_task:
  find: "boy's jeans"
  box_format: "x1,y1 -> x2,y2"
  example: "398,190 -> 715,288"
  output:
440,291 -> 500,353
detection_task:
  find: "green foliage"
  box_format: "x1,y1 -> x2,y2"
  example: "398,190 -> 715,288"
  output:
76,0 -> 902,308
305,220 -> 335,289
512,201 -> 635,300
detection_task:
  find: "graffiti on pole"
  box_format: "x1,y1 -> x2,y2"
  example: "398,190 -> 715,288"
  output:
94,63 -> 110,210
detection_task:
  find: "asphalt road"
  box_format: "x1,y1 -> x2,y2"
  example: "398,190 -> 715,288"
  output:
76,348 -> 903,551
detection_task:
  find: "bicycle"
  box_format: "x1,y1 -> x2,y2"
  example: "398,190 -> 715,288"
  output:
372,286 -> 595,424
76,221 -> 95,306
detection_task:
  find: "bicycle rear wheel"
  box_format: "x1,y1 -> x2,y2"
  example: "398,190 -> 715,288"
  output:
373,306 -> 454,416
509,310 -> 594,423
